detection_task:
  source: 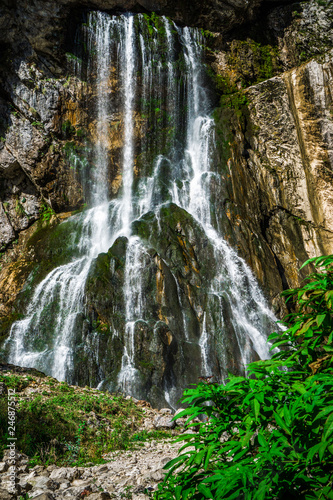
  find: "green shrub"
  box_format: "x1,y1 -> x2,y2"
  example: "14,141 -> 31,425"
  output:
0,380 -> 143,465
155,255 -> 333,499
39,202 -> 56,222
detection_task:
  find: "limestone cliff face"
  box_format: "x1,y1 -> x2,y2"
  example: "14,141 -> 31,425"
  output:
206,0 -> 333,313
1,0 -> 333,403
213,55 -> 333,309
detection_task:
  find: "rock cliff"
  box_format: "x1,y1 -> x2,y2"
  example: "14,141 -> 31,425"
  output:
1,0 -> 333,406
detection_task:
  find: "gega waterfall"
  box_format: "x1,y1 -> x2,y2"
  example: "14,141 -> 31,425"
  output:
3,12 -> 277,408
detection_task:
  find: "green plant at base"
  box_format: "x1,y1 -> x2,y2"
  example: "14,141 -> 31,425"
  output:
155,255 -> 333,499
62,120 -> 76,137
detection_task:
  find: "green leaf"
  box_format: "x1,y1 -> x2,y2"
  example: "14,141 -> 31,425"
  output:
313,405 -> 333,423
292,382 -> 306,395
316,314 -> 326,327
197,483 -> 214,498
319,441 -> 329,461
307,443 -> 322,463
283,405 -> 291,426
307,441 -> 329,463
204,445 -> 216,470
241,430 -> 254,447
323,413 -> 333,441
254,399 -> 260,421
175,485 -> 182,500
273,412 -> 291,435
258,432 -> 267,448
323,345 -> 333,352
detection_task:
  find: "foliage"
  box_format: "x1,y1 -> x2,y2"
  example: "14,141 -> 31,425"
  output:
220,91 -> 248,111
142,12 -> 167,38
39,202 -> 56,222
0,377 -> 143,466
200,29 -> 215,40
131,430 -> 172,443
31,121 -> 44,129
155,255 -> 333,499
62,140 -> 90,171
15,199 -> 26,217
228,40 -> 280,86
65,52 -> 83,65
206,68 -> 248,111
61,119 -> 76,137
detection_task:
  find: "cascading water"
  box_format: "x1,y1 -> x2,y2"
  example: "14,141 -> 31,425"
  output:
4,12 -> 278,407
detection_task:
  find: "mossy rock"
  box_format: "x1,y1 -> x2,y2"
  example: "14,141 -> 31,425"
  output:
26,214 -> 85,285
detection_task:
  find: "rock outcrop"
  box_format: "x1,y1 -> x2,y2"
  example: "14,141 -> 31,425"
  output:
204,0 -> 333,311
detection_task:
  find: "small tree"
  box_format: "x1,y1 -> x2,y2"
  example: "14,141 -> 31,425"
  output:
155,255 -> 333,500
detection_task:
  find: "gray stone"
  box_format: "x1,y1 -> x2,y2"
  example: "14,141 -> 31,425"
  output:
153,415 -> 176,430
0,487 -> 13,499
31,494 -> 55,500
49,467 -> 80,482
28,476 -> 57,490
62,485 -> 92,496
159,408 -> 172,415
85,493 -> 111,500
0,461 -> 8,472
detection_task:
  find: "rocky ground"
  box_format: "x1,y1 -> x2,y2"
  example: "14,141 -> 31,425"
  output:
0,439 -> 185,499
0,365 -> 195,500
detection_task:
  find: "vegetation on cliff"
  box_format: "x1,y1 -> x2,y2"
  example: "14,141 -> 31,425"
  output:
156,255 -> 333,499
0,375 -> 172,467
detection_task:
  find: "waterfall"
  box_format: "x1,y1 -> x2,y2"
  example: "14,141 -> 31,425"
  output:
4,12 -> 278,406
120,15 -> 136,236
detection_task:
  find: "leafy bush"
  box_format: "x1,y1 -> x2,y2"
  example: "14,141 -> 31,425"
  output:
155,255 -> 333,499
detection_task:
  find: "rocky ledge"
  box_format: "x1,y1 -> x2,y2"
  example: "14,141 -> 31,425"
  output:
0,365 -> 196,499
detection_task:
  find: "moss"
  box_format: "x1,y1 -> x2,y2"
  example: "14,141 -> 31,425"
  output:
25,215 -> 85,286
93,253 -> 111,284
212,107 -> 234,168
39,202 -> 55,221
0,312 -> 24,345
220,91 -> 249,111
228,39 -> 281,87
